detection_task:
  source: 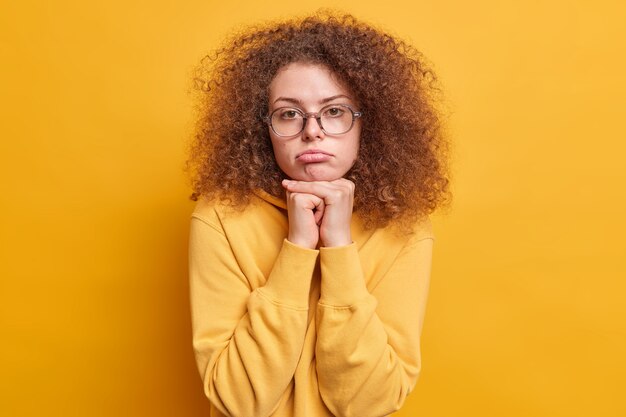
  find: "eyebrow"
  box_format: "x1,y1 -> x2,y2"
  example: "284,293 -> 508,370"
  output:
273,94 -> 352,105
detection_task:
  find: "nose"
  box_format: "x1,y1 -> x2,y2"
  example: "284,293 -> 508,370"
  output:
302,114 -> 325,141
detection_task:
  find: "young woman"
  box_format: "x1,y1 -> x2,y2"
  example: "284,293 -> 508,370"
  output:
187,12 -> 450,417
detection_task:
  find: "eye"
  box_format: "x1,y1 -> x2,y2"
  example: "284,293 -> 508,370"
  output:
279,109 -> 300,120
324,106 -> 345,118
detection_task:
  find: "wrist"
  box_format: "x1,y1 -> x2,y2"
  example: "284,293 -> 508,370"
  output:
321,234 -> 352,248
288,233 -> 318,250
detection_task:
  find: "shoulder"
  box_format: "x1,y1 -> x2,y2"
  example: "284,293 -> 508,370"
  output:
408,216 -> 435,243
191,197 -> 248,232
375,215 -> 434,250
190,194 -> 278,230
191,197 -> 223,226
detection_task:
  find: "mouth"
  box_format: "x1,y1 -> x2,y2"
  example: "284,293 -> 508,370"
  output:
296,149 -> 333,158
295,149 -> 333,163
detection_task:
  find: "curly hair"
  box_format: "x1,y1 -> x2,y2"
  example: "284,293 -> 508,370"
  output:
187,11 -> 451,230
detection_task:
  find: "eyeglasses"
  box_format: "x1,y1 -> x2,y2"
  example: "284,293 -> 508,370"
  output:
264,104 -> 362,137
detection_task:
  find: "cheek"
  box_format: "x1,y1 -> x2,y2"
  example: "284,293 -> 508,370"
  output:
349,123 -> 362,153
270,140 -> 291,167
347,134 -> 361,159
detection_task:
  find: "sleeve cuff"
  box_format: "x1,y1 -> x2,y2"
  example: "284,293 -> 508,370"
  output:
319,243 -> 370,306
259,239 -> 319,309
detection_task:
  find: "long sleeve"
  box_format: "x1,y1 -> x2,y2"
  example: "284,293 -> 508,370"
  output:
315,234 -> 434,417
189,213 -> 319,417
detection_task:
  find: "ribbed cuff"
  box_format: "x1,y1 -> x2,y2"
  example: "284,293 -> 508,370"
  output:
260,239 -> 319,309
319,243 -> 369,306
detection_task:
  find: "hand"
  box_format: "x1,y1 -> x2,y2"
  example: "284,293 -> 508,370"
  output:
282,178 -> 355,248
284,188 -> 324,249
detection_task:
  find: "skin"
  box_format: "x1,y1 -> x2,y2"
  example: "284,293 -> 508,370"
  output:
267,62 -> 361,249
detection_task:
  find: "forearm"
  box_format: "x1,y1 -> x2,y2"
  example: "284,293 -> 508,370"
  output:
202,290 -> 309,417
190,215 -> 318,417
315,239 -> 433,417
316,297 -> 416,417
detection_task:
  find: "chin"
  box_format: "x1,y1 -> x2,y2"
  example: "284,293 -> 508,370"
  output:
299,169 -> 346,182
282,163 -> 351,182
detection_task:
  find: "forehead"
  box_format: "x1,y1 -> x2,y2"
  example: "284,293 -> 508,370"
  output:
268,62 -> 350,103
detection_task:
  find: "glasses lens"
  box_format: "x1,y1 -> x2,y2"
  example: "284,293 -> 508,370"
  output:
320,105 -> 353,135
271,108 -> 303,136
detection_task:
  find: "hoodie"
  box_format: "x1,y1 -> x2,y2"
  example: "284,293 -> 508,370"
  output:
189,189 -> 434,417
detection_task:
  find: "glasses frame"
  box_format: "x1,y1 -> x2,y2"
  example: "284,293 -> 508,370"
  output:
264,104 -> 363,137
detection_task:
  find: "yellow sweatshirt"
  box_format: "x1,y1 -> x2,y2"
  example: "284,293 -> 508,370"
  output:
189,189 -> 434,417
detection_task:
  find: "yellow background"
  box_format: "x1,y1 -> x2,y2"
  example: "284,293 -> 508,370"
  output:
2,0 -> 625,416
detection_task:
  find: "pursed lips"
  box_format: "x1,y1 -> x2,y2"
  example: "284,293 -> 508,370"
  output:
295,149 -> 333,163
296,149 -> 333,158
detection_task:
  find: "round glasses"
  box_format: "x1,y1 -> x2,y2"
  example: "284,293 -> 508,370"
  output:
265,104 -> 362,137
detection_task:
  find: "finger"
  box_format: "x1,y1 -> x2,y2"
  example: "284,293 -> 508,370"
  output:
282,180 -> 347,200
288,191 -> 324,211
313,200 -> 325,225
329,178 -> 356,191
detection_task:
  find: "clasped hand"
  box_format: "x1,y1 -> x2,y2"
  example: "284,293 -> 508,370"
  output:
282,178 -> 355,249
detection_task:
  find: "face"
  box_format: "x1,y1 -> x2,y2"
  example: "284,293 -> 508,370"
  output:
267,62 -> 361,182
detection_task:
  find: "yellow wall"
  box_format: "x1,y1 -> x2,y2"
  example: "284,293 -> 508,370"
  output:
2,1 -> 625,416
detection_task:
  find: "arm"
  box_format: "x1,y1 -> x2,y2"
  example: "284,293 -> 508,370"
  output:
189,212 -> 318,417
315,234 -> 434,417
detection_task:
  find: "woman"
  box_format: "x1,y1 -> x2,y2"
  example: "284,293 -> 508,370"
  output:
187,12 -> 450,417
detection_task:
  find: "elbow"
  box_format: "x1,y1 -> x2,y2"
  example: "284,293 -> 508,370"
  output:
320,398 -> 404,417
323,394 -> 409,417
318,368 -> 415,417
203,375 -> 281,417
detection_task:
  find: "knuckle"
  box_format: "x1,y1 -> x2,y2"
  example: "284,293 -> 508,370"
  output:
331,190 -> 343,199
289,193 -> 303,204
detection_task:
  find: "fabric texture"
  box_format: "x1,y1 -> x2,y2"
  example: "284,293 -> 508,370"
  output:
189,189 -> 435,417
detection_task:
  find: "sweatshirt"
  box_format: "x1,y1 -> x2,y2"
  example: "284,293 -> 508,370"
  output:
189,189 -> 435,417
